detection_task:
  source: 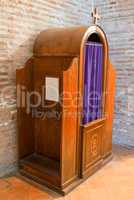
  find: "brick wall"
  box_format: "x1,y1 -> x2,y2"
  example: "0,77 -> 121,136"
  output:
97,0 -> 134,146
0,0 -> 91,177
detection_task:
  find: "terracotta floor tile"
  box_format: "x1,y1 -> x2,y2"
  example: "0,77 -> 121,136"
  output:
0,144 -> 134,200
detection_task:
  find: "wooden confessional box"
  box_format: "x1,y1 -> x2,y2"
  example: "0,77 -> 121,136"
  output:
16,25 -> 116,195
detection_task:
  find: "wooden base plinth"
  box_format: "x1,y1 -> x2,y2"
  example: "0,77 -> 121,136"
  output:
19,153 -> 112,195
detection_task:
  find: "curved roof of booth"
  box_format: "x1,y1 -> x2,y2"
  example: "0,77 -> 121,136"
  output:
33,26 -> 89,56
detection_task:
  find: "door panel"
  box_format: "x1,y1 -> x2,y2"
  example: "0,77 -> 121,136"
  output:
81,118 -> 105,177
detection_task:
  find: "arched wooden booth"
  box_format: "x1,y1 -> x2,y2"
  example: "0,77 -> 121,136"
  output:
16,25 -> 116,195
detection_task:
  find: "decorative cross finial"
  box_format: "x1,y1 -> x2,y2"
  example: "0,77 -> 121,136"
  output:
91,8 -> 101,24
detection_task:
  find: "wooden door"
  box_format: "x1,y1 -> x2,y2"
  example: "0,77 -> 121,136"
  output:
81,62 -> 116,178
81,118 -> 105,178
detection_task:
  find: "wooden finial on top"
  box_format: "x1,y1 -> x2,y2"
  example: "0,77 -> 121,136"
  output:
91,8 -> 101,24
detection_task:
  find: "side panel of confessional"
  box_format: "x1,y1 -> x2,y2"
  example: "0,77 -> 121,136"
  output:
16,59 -> 34,159
103,62 -> 116,158
33,56 -> 79,187
61,57 -> 79,187
17,56 -> 79,190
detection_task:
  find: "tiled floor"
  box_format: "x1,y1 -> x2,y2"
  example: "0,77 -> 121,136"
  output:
0,145 -> 134,200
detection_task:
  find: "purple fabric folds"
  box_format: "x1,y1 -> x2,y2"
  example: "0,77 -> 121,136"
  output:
83,42 -> 103,125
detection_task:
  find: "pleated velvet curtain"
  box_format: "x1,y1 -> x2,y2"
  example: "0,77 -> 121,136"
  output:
83,42 -> 103,125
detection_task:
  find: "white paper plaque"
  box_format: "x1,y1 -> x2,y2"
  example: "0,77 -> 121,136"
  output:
45,77 -> 59,102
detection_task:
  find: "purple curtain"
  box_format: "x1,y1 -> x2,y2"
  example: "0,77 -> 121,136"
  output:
83,42 -> 103,125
